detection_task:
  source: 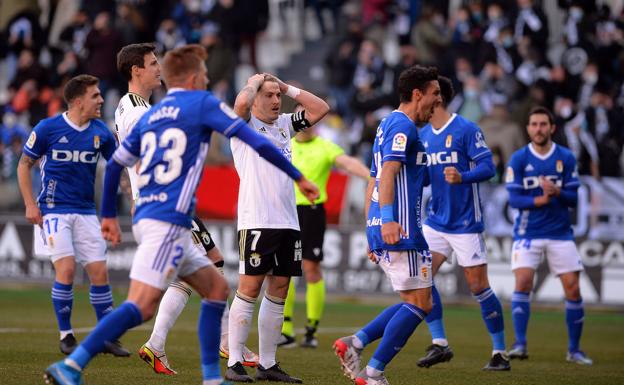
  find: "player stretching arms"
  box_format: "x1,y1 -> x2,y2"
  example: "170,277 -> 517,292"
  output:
17,74 -> 129,357
113,43 -> 258,374
43,44 -> 318,385
225,74 -> 329,383
334,65 -> 440,385
417,76 -> 509,370
279,104 -> 370,349
506,106 -> 592,365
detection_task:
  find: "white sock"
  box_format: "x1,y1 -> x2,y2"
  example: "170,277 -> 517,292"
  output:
258,294 -> 285,369
148,281 -> 191,352
366,365 -> 383,378
352,334 -> 364,349
433,338 -> 449,347
60,329 -> 74,340
203,379 -> 223,385
227,293 -> 256,367
220,301 -> 230,351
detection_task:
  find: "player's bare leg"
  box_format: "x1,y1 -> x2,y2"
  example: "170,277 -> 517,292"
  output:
418,251 -> 454,368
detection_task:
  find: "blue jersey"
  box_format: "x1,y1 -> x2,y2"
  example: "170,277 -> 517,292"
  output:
366,110 -> 428,252
22,113 -> 116,215
506,143 -> 580,240
420,113 -> 492,233
113,89 -> 246,228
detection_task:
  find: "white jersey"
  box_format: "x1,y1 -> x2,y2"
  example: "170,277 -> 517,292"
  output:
114,93 -> 150,200
230,113 -> 299,231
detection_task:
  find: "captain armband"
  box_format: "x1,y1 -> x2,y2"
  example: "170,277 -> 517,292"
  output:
291,109 -> 311,132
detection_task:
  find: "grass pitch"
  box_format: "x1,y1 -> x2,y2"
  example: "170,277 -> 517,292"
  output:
0,286 -> 622,385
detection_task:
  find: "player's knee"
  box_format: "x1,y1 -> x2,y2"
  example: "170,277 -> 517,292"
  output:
212,275 -> 230,300
563,281 -> 581,300
56,267 -> 75,283
137,300 -> 159,321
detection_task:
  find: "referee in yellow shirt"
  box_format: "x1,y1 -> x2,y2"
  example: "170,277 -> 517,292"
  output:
279,105 -> 370,348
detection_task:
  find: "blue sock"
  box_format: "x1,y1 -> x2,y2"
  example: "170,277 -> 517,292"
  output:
565,298 -> 584,353
368,303 -> 426,371
355,303 -> 402,347
511,291 -> 531,347
474,287 -> 506,351
199,299 -> 226,380
90,284 -> 114,321
425,284 -> 447,343
52,281 -> 73,333
68,301 -> 142,369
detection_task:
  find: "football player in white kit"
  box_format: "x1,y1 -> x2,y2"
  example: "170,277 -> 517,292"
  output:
225,74 -> 329,383
114,43 -> 259,375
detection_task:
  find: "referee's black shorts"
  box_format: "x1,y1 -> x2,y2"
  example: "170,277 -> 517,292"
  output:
297,204 -> 326,262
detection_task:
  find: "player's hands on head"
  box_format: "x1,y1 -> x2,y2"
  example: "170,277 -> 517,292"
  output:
539,176 -> 560,197
247,74 -> 265,89
25,204 -> 43,226
101,217 -> 122,246
443,167 -> 462,184
264,73 -> 289,94
297,177 -> 319,204
381,222 -> 406,245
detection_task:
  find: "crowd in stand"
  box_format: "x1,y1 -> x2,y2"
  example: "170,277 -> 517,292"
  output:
1,0 -> 623,212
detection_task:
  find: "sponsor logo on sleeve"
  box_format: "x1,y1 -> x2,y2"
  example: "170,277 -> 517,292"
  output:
391,133 -> 407,152
505,167 -> 514,183
26,132 -> 36,148
475,131 -> 488,149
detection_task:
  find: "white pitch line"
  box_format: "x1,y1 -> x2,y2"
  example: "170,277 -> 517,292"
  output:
0,326 -> 358,334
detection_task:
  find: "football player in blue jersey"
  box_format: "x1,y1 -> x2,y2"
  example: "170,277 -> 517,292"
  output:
334,65 -> 441,385
506,107 -> 592,365
43,44 -> 318,385
418,76 -> 509,371
17,74 -> 130,357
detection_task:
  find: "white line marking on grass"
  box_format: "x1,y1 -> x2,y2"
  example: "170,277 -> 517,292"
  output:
0,326 -> 358,334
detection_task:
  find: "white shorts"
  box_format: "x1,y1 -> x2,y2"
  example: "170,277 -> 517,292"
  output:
34,214 -> 106,266
376,249 -> 433,291
423,225 -> 487,267
130,219 -> 212,290
511,239 -> 583,275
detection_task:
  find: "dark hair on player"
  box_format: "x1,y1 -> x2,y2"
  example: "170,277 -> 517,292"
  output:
116,43 -> 156,82
529,106 -> 555,125
397,65 -> 439,103
63,74 -> 99,104
438,76 -> 455,107
162,44 -> 208,87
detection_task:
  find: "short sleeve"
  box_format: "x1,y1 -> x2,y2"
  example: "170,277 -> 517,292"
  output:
465,124 -> 492,161
380,121 -> 411,163
113,118 -> 142,167
563,152 -> 580,189
505,152 -> 524,191
22,122 -> 48,160
200,94 -> 245,138
119,105 -> 149,142
325,139 -> 345,163
279,113 -> 295,133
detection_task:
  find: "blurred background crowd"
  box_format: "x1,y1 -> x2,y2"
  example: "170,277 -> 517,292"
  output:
0,0 -> 623,213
